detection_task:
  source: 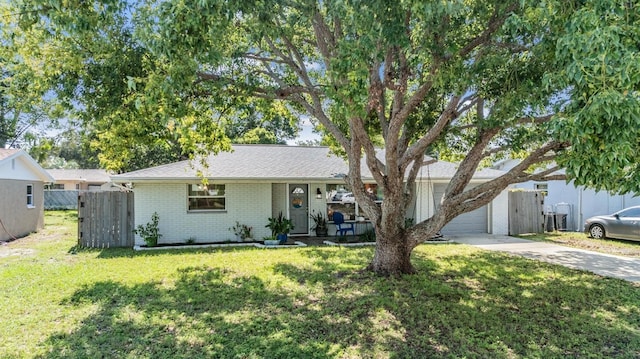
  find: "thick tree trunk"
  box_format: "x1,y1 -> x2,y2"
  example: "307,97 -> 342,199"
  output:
367,233 -> 415,275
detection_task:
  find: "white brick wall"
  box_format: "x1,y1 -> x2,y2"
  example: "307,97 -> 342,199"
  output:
271,183 -> 287,216
132,180 -> 511,245
308,182 -> 330,235
134,182 -> 272,245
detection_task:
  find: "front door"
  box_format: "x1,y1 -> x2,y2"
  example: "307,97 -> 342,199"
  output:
288,184 -> 309,235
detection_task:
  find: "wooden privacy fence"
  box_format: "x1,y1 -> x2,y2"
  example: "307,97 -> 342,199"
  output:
78,191 -> 134,248
508,190 -> 544,235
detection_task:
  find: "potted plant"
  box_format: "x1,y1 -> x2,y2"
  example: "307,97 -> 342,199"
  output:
133,212 -> 162,247
310,210 -> 328,237
262,236 -> 280,246
265,211 -> 295,244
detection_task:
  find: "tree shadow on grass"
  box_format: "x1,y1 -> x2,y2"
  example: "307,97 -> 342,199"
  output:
40,266 -> 340,358
274,247 -> 640,358
38,246 -> 640,358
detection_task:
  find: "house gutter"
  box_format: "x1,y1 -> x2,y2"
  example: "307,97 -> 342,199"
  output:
577,187 -> 583,231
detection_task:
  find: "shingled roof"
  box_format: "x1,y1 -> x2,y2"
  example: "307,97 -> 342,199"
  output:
46,169 -> 112,183
111,145 -> 504,182
0,148 -> 20,161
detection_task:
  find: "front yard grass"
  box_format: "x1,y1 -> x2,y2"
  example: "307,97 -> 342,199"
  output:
517,231 -> 640,258
1,211 -> 639,358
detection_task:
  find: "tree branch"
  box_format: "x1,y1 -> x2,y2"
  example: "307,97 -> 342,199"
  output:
449,141 -> 568,214
311,10 -> 336,67
451,2 -> 520,60
402,95 -> 461,168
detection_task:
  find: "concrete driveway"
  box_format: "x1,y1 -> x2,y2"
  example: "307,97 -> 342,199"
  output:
448,235 -> 640,283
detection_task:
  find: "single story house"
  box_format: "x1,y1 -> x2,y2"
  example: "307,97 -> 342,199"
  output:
493,159 -> 640,231
111,145 -> 509,246
46,169 -> 113,191
44,169 -> 116,209
0,149 -> 54,241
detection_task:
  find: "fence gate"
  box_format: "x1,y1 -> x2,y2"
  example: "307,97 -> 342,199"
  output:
508,190 -> 544,235
78,191 -> 134,248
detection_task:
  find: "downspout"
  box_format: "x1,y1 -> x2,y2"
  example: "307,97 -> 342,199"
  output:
577,187 -> 583,231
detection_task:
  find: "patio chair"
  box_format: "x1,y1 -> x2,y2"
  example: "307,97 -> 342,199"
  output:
333,212 -> 355,236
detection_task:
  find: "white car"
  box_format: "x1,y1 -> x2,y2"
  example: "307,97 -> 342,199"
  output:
341,193 -> 356,203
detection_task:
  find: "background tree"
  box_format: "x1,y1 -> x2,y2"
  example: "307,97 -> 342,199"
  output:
6,0 -> 639,274
0,47 -> 58,150
1,0 -> 300,172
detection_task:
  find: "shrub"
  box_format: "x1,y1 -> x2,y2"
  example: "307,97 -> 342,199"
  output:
133,212 -> 162,247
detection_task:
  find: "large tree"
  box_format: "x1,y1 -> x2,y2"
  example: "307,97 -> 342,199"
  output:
7,0 -> 640,274
144,0 -> 639,274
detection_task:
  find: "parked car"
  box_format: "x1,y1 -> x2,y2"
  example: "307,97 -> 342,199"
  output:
331,190 -> 348,201
341,192 -> 356,203
584,206 -> 640,241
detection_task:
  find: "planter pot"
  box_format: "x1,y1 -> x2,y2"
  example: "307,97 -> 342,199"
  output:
263,239 -> 280,246
315,227 -> 328,237
144,237 -> 158,247
276,233 -> 288,244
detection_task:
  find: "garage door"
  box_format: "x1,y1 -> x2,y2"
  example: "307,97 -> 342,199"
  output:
433,184 -> 488,234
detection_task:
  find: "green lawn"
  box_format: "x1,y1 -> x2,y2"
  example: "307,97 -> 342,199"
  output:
1,211 -> 639,358
517,231 -> 640,258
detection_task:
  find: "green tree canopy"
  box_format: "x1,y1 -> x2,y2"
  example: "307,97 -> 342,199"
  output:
1,0 -> 299,172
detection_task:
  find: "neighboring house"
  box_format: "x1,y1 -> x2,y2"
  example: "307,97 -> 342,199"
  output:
46,169 -> 113,191
0,149 -> 54,241
493,159 -> 640,231
111,145 -> 509,246
44,169 -> 115,209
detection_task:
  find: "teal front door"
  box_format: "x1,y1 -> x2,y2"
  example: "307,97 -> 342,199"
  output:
288,184 -> 309,235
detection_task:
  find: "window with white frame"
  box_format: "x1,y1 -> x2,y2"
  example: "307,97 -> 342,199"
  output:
187,184 -> 226,211
45,184 -> 64,190
26,184 -> 34,207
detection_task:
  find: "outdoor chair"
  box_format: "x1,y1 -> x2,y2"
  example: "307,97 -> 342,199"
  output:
333,212 -> 355,236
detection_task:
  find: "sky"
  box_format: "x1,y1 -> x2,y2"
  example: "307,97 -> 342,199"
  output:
288,115 -> 321,145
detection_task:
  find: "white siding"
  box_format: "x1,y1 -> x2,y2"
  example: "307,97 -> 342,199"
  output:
511,179 -> 638,231
490,189 -> 509,235
134,182 -> 272,245
271,183 -> 287,217
308,182 -> 333,235
414,181 -> 435,223
0,157 -> 45,181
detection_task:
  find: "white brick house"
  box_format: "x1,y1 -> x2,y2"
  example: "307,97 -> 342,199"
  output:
111,145 -> 508,246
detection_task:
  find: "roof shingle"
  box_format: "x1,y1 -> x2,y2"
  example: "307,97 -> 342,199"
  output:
46,169 -> 111,183
0,148 -> 20,161
111,145 -> 504,182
